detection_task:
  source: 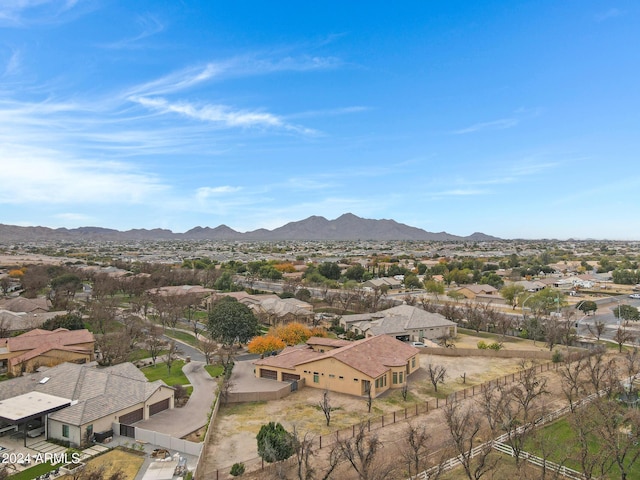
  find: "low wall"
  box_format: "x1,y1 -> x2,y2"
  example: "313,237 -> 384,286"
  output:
420,347 -> 554,360
112,422 -> 203,457
226,379 -> 305,403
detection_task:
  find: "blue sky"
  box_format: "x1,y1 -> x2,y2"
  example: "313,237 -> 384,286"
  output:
1,1 -> 638,240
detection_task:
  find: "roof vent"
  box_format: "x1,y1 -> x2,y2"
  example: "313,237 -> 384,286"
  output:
39,377 -> 50,384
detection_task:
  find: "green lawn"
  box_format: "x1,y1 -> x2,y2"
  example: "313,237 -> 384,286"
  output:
141,360 -> 189,385
525,417 -> 640,479
204,364 -> 224,377
8,461 -> 57,480
165,329 -> 198,347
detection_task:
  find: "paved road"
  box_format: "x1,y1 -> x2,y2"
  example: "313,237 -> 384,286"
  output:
135,360 -> 217,438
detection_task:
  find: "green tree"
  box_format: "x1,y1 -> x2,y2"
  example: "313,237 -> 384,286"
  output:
501,284 -> 525,309
344,264 -> 365,282
404,274 -> 422,290
318,262 -> 341,280
207,298 -> 259,345
576,300 -> 598,315
42,313 -> 85,330
614,304 -> 640,322
424,279 -> 444,300
256,422 -> 294,463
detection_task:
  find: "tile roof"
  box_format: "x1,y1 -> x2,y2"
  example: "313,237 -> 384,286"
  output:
0,297 -> 50,313
0,361 -> 169,425
256,335 -> 419,379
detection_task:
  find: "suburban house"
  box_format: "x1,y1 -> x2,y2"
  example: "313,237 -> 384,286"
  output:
340,305 -> 457,342
362,277 -> 403,290
513,280 -> 547,292
0,296 -> 51,314
213,292 -> 314,324
0,328 -> 95,376
0,361 -> 174,447
254,335 -> 420,398
453,284 -> 498,299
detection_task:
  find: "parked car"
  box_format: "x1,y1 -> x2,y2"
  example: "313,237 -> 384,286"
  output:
411,341 -> 425,347
629,293 -> 640,299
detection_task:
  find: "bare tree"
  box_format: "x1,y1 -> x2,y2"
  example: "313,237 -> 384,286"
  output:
145,325 -> 167,366
558,356 -> 586,412
443,401 -> 496,480
95,331 -> 132,366
427,364 -> 447,392
319,390 -> 332,426
583,348 -> 617,397
587,320 -> 606,341
336,423 -> 392,480
614,322 -> 635,353
591,397 -> 640,479
400,421 -> 431,478
291,427 -> 316,480
569,403 -> 609,479
165,340 -> 180,375
199,338 -> 218,365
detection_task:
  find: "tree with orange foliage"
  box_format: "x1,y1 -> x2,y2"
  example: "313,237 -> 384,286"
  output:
310,327 -> 328,338
272,322 -> 312,346
8,269 -> 24,278
273,262 -> 297,273
247,335 -> 286,356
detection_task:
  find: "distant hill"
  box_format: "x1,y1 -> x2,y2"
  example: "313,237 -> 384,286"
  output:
0,214 -> 500,242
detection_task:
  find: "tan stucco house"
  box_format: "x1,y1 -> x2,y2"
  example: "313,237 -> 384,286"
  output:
0,328 -> 95,376
254,335 -> 420,398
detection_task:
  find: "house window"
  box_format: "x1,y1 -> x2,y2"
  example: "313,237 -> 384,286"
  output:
399,372 -> 404,383
393,372 -> 398,384
313,372 -> 319,383
62,424 -> 69,438
329,374 -> 335,379
339,376 -> 344,380
412,357 -> 416,368
354,378 -> 358,382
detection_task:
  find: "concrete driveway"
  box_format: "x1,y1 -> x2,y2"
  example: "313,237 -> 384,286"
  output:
135,361 -> 217,438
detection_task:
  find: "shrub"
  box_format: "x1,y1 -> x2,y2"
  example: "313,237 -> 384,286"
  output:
488,342 -> 503,351
230,463 -> 245,476
552,350 -> 563,363
477,340 -> 488,349
256,422 -> 294,463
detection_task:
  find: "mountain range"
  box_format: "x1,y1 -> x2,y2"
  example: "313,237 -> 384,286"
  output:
0,213 -> 499,242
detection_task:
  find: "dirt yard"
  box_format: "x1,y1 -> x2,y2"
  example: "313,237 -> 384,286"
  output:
59,448 -> 145,480
200,332 -> 558,478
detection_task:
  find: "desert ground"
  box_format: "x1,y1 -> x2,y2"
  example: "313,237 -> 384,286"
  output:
200,332 -> 565,479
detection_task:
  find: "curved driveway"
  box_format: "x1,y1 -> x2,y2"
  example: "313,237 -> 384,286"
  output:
135,360 -> 217,438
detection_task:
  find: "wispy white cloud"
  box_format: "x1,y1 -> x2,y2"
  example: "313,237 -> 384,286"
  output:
433,188 -> 489,196
0,0 -> 86,26
55,212 -> 93,223
129,95 -> 318,134
452,118 -> 519,135
286,106 -> 369,120
0,143 -> 169,205
125,63 -> 226,97
3,49 -> 21,76
100,13 -> 166,49
196,186 -> 242,200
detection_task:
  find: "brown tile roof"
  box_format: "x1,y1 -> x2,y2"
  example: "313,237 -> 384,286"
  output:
255,335 -> 418,379
5,328 -> 94,353
305,337 -> 351,348
318,335 -> 418,378
255,345 -> 319,370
